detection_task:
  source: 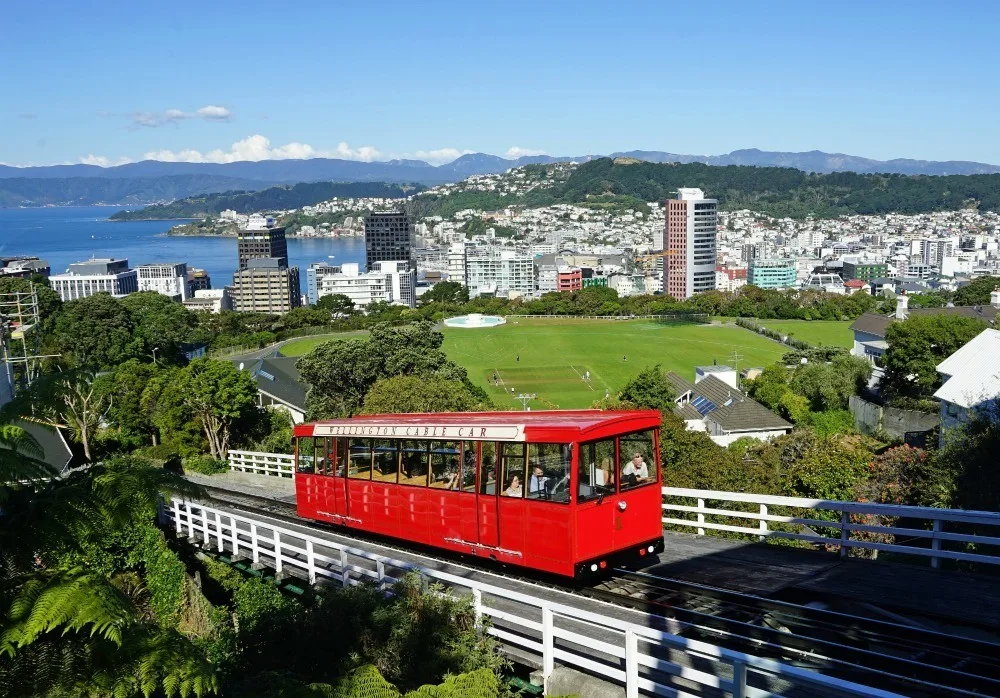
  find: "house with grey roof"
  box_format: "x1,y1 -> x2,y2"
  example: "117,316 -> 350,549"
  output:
850,293 -> 1000,363
232,354 -> 308,423
933,328 -> 1000,447
666,366 -> 792,446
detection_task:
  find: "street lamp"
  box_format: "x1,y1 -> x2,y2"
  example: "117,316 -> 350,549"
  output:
152,346 -> 159,364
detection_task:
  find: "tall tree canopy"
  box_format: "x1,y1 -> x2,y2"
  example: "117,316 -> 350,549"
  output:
52,293 -> 143,369
297,322 -> 482,419
882,314 -> 988,399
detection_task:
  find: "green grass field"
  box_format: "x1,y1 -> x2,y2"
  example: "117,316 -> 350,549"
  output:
279,330 -> 370,357
753,320 -> 853,348
442,318 -> 788,409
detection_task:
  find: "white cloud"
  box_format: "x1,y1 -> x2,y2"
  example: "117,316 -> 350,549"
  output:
141,135 -> 382,164
79,154 -> 133,167
196,105 -> 232,120
506,146 -> 547,159
129,104 -> 233,127
410,148 -> 474,165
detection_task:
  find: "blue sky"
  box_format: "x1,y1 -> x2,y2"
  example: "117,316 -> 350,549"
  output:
3,0 -> 999,167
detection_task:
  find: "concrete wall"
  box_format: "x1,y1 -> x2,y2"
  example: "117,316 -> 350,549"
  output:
850,395 -> 939,439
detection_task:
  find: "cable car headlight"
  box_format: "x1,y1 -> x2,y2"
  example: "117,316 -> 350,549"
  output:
618,501 -> 627,511
590,563 -> 598,572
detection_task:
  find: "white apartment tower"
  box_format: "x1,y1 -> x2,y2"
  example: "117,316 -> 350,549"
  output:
136,262 -> 189,301
663,188 -> 718,299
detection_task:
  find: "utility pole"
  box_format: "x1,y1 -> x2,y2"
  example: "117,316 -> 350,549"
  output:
515,393 -> 536,411
728,350 -> 744,384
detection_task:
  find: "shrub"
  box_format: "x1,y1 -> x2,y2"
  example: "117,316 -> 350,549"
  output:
183,454 -> 230,475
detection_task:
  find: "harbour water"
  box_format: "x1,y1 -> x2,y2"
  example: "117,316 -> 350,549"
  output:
0,206 -> 367,293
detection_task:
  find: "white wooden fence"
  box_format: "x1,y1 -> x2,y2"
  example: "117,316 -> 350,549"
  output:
165,498 -> 901,698
228,450 -> 295,479
663,487 -> 1000,568
222,452 -> 1000,569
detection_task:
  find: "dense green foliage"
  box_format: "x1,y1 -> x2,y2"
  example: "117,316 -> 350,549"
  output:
361,375 -> 490,414
297,323 -> 487,419
110,181 -> 425,220
881,314 -> 988,400
409,159 -> 1000,219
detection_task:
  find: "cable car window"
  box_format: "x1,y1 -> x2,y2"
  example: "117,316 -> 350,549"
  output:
348,439 -> 372,480
372,439 -> 399,483
461,442 -> 477,492
334,438 -> 347,477
296,436 -> 315,474
578,438 -> 616,501
619,430 -> 656,490
399,440 -> 428,487
317,437 -> 336,476
501,443 -> 526,498
429,441 -> 461,490
479,442 -> 497,495
527,443 -> 571,503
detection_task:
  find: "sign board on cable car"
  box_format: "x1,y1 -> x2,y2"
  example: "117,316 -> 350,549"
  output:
312,423 -> 525,441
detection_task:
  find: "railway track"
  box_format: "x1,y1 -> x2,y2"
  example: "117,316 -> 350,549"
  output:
187,483 -> 1000,697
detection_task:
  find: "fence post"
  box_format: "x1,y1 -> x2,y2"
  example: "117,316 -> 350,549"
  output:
839,509 -> 850,558
231,514 -> 240,559
173,499 -> 183,536
306,539 -> 316,584
376,560 -> 385,590
251,523 -> 260,565
931,519 -> 942,569
340,550 -> 350,587
187,502 -> 196,539
273,528 -> 282,575
201,507 -> 210,546
697,498 -> 706,535
625,628 -> 639,698
759,504 -> 768,543
732,660 -> 747,698
216,510 -> 224,552
542,605 -> 554,680
472,588 -> 483,629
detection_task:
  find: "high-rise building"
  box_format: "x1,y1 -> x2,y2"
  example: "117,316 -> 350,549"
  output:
316,263 -> 392,310
187,268 -> 211,294
372,260 -> 416,308
465,248 -> 536,298
306,262 -> 340,305
231,258 -> 301,314
748,258 -> 797,289
237,218 -> 288,270
49,258 -> 138,301
136,262 -> 188,301
364,212 -> 412,270
842,261 -> 888,283
232,217 -> 300,314
663,188 -> 718,299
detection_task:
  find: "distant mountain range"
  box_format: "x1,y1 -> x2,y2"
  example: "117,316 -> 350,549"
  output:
3,148 -> 999,207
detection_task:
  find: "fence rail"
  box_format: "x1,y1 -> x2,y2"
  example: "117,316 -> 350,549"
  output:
663,486 -> 1000,568
165,498 -> 900,698
228,450 -> 295,479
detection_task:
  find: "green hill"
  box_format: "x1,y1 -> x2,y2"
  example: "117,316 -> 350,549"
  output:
109,181 -> 426,220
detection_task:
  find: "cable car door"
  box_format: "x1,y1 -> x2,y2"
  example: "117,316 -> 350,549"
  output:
477,442 -> 500,547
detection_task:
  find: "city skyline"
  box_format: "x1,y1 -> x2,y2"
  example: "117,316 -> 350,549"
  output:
3,0 -> 1000,167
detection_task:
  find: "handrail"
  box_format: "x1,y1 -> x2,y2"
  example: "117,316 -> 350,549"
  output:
662,486 -> 1000,568
165,498 -> 902,698
228,450 -> 295,479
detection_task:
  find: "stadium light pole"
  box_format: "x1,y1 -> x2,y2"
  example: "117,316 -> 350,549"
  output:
515,393 -> 536,411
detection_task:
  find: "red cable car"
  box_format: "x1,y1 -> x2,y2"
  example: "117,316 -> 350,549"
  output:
292,410 -> 665,577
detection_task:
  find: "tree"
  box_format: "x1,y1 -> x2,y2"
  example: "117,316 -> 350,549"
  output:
315,293 -> 357,315
179,359 -> 259,460
882,314 -> 988,399
952,275 -> 1000,307
141,367 -> 199,454
613,365 -> 676,413
789,354 -> 870,412
97,359 -> 162,445
121,291 -> 200,362
33,369 -> 111,461
419,281 -> 469,305
52,293 -> 143,369
297,322 -> 478,418
745,364 -> 790,412
361,375 -> 487,414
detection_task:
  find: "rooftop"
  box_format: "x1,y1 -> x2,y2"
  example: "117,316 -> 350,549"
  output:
934,328 -> 1000,409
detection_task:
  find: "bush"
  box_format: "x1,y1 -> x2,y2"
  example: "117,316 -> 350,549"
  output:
183,454 -> 230,475
135,443 -> 182,462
